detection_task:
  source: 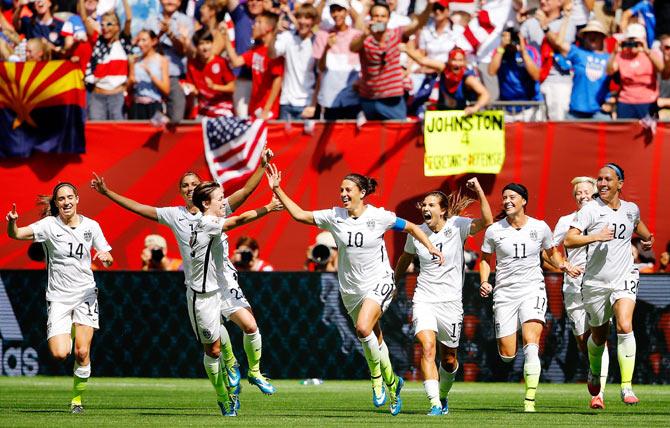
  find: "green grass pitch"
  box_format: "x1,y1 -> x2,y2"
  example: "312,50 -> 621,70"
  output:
1,377 -> 669,426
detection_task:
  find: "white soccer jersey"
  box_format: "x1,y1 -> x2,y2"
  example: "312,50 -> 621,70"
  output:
30,215 -> 111,302
553,212 -> 586,294
313,205 -> 397,297
156,202 -> 233,290
481,217 -> 553,299
570,198 -> 639,287
185,215 -> 227,293
404,216 -> 472,303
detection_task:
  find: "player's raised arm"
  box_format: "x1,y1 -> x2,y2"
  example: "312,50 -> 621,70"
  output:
226,148 -> 274,211
6,203 -> 34,240
223,196 -> 284,231
266,164 -> 315,225
466,178 -> 494,235
91,172 -> 158,221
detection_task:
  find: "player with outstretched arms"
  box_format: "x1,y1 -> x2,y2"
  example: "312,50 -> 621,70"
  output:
550,176 -> 610,409
564,163 -> 654,407
6,183 -> 113,414
394,178 -> 492,416
266,164 -> 444,416
479,183 -> 581,413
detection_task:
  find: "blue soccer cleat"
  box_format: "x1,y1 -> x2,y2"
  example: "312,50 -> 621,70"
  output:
441,397 -> 449,415
217,400 -> 237,417
389,376 -> 404,416
248,373 -> 276,395
427,405 -> 443,416
227,364 -> 241,389
230,393 -> 240,412
372,382 -> 387,407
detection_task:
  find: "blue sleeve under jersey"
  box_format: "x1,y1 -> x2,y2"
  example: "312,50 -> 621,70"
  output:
392,218 -> 407,231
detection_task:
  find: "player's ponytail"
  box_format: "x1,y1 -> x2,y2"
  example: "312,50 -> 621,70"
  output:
344,173 -> 378,198
38,182 -> 78,217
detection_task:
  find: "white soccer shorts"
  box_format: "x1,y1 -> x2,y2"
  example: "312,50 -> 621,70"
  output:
46,289 -> 99,339
493,286 -> 547,338
186,288 -> 223,344
564,291 -> 589,337
344,274 -> 396,322
413,300 -> 464,348
583,269 -> 639,328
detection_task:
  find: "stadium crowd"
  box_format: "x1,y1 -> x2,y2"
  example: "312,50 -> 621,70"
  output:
1,0 -> 670,122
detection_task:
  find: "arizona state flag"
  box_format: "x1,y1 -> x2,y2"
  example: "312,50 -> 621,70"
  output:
0,60 -> 86,158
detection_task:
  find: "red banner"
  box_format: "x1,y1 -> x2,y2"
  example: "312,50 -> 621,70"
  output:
1,121 -> 668,270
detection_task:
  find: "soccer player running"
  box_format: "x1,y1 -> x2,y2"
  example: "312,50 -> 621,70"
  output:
90,150 -> 278,401
394,178 -> 493,416
183,181 -> 281,416
479,183 -> 581,413
550,176 -> 609,409
564,163 -> 654,406
265,164 -> 445,416
6,183 -> 113,414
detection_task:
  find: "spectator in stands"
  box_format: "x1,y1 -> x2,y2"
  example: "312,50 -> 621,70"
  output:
142,234 -> 182,271
225,11 -> 284,119
271,3 -> 318,120
312,0 -> 362,120
86,7 -> 132,120
570,0 -> 594,31
404,45 -> 489,114
607,23 -> 663,119
190,0 -> 225,56
520,0 -> 575,120
14,0 -> 74,58
549,19 -> 611,119
658,241 -> 670,272
304,231 -> 338,272
350,0 -> 433,121
25,37 -> 52,60
0,9 -> 20,59
233,236 -> 274,271
227,0 -> 265,118
144,0 -> 194,124
621,0 -> 655,49
185,27 -> 235,117
128,29 -> 169,119
657,33 -> 670,120
488,27 -> 543,121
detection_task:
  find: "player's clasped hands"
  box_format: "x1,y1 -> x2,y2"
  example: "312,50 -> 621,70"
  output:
480,281 -> 493,298
261,148 -> 274,167
562,262 -> 584,278
6,203 -> 18,222
265,164 -> 282,189
268,196 -> 284,212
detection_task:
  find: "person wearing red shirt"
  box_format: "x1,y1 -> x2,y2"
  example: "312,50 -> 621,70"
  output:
225,11 -> 284,119
185,27 -> 236,118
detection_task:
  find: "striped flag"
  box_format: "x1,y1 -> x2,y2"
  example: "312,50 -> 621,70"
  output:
202,116 -> 267,191
461,0 -> 512,53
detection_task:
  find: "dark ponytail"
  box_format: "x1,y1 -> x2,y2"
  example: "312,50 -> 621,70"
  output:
38,182 -> 78,217
344,173 -> 377,197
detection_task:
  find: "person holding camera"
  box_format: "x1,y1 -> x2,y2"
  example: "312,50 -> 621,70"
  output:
606,23 -> 664,119
304,231 -> 338,272
141,234 -> 182,271
350,0 -> 434,120
232,236 -> 274,272
488,27 -> 542,121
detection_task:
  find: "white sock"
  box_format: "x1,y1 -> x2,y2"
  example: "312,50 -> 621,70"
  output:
424,379 -> 441,407
438,363 -> 457,399
523,343 -> 541,401
73,362 -> 91,379
600,343 -> 609,394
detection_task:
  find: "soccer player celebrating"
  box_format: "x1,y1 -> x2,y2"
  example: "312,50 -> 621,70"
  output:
550,176 -> 609,409
6,183 -> 113,414
479,183 -> 581,413
184,181 -> 281,416
395,178 -> 493,416
265,164 -> 444,416
564,163 -> 654,406
91,150 -> 278,404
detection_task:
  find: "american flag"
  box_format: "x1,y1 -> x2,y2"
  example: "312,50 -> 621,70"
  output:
202,117 -> 267,190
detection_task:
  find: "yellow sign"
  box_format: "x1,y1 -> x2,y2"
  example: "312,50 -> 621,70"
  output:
423,110 -> 505,176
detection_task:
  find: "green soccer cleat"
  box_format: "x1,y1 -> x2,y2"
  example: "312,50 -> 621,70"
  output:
248,373 -> 276,395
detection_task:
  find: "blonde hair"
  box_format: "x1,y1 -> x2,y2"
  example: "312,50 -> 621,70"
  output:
571,176 -> 597,196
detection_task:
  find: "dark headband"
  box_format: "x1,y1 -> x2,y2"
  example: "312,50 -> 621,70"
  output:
604,163 -> 624,180
502,183 -> 528,202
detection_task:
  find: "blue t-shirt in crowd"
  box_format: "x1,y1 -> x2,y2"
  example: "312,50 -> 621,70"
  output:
497,46 -> 541,101
566,45 -> 610,114
438,68 -> 476,110
230,3 -> 254,79
629,0 -> 655,47
20,16 -> 67,47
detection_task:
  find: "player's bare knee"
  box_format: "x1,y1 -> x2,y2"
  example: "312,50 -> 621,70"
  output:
243,324 -> 258,335
442,353 -> 458,370
616,320 -> 633,334
51,349 -> 70,361
74,346 -> 89,362
204,347 -> 221,358
421,341 -> 436,360
355,324 -> 372,338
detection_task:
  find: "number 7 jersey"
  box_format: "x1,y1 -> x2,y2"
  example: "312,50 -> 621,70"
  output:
313,205 -> 397,297
30,215 -> 111,302
570,198 -> 639,287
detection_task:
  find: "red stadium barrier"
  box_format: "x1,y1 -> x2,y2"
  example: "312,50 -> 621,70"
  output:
1,121 -> 669,270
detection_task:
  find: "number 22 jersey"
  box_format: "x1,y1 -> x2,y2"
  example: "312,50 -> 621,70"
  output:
30,215 -> 111,302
